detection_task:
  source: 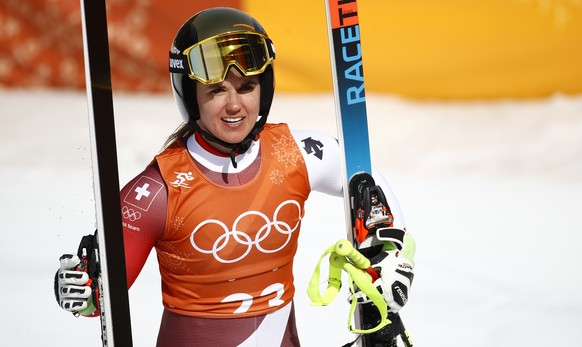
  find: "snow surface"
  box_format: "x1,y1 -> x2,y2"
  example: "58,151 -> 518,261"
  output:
1,89 -> 582,346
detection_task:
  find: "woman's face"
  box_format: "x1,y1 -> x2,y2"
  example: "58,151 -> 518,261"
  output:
195,68 -> 261,154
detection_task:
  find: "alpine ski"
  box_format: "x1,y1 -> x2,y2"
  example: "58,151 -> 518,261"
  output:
323,1 -> 412,346
79,0 -> 133,345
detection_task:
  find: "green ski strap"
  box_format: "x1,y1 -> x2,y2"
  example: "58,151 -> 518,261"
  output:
307,240 -> 391,334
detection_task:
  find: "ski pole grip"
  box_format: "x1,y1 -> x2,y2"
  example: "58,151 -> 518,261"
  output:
334,240 -> 370,269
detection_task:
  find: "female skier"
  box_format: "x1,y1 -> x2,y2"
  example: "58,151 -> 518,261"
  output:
55,7 -> 414,346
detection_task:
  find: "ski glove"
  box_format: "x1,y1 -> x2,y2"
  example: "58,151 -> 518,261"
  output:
350,249 -> 414,313
54,234 -> 100,316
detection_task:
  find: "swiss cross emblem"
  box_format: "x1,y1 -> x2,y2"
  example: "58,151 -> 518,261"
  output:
123,176 -> 164,211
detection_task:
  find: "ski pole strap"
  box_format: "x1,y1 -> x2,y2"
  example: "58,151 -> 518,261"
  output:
307,240 -> 391,334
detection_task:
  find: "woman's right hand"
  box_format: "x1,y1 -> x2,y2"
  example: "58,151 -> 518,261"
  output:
54,254 -> 97,316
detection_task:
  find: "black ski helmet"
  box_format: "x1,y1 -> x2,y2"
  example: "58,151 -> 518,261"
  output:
169,7 -> 276,163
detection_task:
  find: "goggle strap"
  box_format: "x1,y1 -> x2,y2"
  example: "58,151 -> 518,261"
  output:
169,52 -> 189,74
266,38 -> 276,60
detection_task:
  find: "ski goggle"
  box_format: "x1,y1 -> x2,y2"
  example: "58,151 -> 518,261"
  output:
169,32 -> 275,84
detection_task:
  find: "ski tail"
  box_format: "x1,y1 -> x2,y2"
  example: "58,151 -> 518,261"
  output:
323,1 -> 412,346
79,0 -> 133,345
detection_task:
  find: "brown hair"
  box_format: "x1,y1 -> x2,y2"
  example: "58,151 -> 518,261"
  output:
163,123 -> 195,149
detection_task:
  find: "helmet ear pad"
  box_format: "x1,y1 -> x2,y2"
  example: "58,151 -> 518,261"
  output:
258,64 -> 275,121
171,72 -> 199,124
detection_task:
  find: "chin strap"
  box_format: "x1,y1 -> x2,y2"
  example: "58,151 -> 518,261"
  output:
189,116 -> 266,169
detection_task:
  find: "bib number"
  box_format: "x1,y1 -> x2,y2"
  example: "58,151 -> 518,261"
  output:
221,283 -> 285,314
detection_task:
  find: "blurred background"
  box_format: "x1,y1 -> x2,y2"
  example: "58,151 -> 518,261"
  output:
2,0 -> 582,97
1,0 -> 582,346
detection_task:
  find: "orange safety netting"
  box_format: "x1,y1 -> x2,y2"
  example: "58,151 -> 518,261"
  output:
0,0 -> 241,92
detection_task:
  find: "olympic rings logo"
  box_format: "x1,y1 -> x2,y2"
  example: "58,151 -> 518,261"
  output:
190,200 -> 302,264
122,206 -> 142,221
